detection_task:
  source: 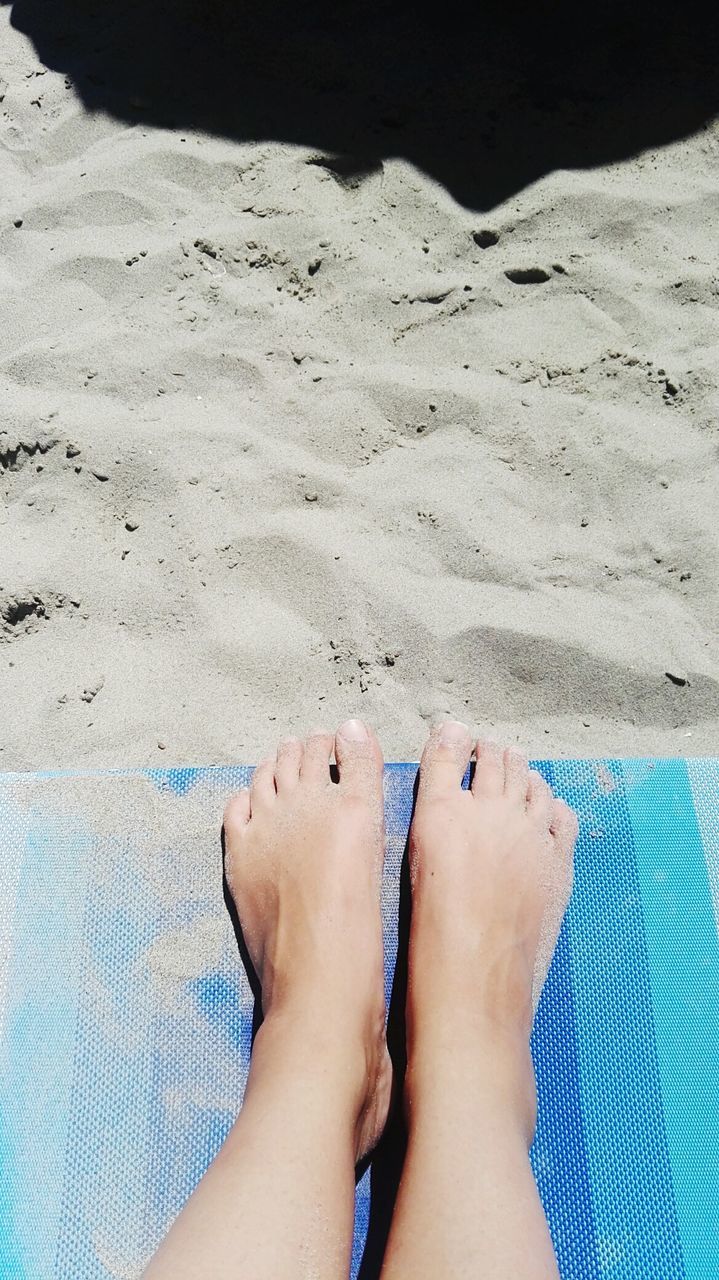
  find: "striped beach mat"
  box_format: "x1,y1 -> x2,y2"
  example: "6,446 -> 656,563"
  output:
1,760 -> 718,1278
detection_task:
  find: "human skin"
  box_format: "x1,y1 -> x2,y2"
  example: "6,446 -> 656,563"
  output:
143,719 -> 577,1280
379,723 -> 577,1280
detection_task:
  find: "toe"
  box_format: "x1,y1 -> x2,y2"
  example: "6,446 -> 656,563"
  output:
527,769 -> 553,825
251,756 -> 276,806
335,719 -> 384,797
223,788 -> 251,836
418,721 -> 473,798
504,747 -> 529,802
550,797 -> 580,851
471,739 -> 505,798
275,737 -> 303,792
300,731 -> 335,784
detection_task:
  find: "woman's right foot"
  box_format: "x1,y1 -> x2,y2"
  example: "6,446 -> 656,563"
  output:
406,722 -> 578,1141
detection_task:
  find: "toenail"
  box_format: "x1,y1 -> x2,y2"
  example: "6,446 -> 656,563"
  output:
438,720 -> 470,745
338,718 -> 369,741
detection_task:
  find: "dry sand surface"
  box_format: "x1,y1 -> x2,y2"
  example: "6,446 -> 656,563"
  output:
1,2 -> 718,770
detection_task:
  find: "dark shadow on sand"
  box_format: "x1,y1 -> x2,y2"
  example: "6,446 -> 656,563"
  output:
3,0 -> 718,210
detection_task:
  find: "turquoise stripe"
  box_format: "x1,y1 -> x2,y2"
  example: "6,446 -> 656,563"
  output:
551,759 -> 683,1278
623,758 -> 719,1277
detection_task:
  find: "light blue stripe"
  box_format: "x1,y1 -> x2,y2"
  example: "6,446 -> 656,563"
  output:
0,810 -> 89,1279
0,1109 -> 26,1279
623,758 -> 719,1278
0,784 -> 28,1278
687,758 -> 719,936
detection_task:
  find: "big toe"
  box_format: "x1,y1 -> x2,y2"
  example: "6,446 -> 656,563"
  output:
335,719 -> 384,797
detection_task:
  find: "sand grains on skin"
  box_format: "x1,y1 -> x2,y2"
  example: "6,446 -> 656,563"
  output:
223,720 -> 393,1159
410,724 -> 578,1020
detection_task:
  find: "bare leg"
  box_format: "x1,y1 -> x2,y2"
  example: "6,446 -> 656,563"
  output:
143,721 -> 392,1280
380,723 -> 578,1280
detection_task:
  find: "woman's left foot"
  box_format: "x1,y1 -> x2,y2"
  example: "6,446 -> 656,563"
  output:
223,720 -> 392,1160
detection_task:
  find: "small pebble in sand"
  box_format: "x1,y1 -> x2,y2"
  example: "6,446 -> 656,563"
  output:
505,266 -> 551,285
157,741 -> 167,750
473,229 -> 499,248
665,669 -> 688,686
81,676 -> 105,703
91,468 -> 109,481
125,518 -> 139,532
580,517 -> 589,527
304,491 -> 318,502
66,443 -> 81,458
13,218 -> 23,228
308,258 -> 322,276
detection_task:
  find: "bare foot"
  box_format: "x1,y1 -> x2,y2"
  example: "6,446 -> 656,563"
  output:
406,721 -> 578,1140
223,719 -> 392,1161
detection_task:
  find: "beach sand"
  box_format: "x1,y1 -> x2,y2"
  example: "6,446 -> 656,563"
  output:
1,2 -> 718,770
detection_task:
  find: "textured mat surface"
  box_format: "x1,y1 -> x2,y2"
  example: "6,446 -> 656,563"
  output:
1,760 -> 718,1279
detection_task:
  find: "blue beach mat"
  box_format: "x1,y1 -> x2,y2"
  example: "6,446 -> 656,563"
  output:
1,759 -> 718,1279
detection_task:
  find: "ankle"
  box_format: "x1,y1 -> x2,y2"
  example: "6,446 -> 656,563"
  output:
249,1005 -> 388,1164
252,1003 -> 374,1107
404,1017 -> 537,1149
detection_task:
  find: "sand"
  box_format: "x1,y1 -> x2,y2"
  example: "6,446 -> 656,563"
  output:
1,1 -> 718,771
